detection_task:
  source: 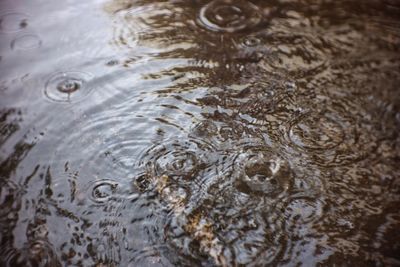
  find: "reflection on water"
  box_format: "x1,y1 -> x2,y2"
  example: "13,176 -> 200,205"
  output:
1,0 -> 400,266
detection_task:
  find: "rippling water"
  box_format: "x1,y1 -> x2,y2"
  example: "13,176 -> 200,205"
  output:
1,0 -> 399,266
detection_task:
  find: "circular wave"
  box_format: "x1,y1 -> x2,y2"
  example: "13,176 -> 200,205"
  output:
86,179 -> 120,204
10,34 -> 42,50
245,30 -> 329,76
107,2 -> 186,52
233,149 -> 293,197
44,71 -> 94,103
1,239 -> 60,267
163,181 -> 288,266
289,112 -> 345,151
137,138 -> 215,184
44,98 -> 157,209
109,7 -> 140,50
284,196 -> 325,225
197,0 -> 262,33
283,101 -> 381,166
159,142 -> 293,265
0,12 -> 29,33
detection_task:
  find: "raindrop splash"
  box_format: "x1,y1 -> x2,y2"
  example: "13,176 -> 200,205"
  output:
44,71 -> 94,103
233,149 -> 293,197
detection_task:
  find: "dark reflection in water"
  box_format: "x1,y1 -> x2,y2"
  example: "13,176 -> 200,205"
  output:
1,0 -> 400,266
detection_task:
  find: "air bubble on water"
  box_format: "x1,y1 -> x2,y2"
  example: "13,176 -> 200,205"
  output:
285,81 -> 297,91
244,36 -> 261,47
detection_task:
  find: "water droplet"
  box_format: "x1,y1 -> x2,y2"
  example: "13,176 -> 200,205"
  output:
0,12 -> 29,33
57,79 -> 81,93
285,81 -> 297,91
234,150 -> 293,197
197,0 -> 262,33
243,36 -> 261,47
44,71 -> 94,103
11,34 -> 42,50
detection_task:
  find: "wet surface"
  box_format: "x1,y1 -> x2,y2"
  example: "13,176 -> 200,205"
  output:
1,0 -> 400,266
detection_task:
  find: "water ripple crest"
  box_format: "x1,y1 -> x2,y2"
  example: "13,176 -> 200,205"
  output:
44,71 -> 94,103
197,0 -> 262,33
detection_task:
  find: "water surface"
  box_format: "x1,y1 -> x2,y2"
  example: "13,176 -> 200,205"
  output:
1,0 -> 399,266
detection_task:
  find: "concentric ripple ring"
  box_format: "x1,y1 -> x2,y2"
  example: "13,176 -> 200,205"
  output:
289,112 -> 345,151
197,0 -> 262,33
44,71 -> 94,103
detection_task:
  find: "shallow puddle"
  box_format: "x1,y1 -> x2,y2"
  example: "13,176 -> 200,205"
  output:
1,0 -> 399,266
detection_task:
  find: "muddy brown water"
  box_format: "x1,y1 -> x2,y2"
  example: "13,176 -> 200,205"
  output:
1,0 -> 399,266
